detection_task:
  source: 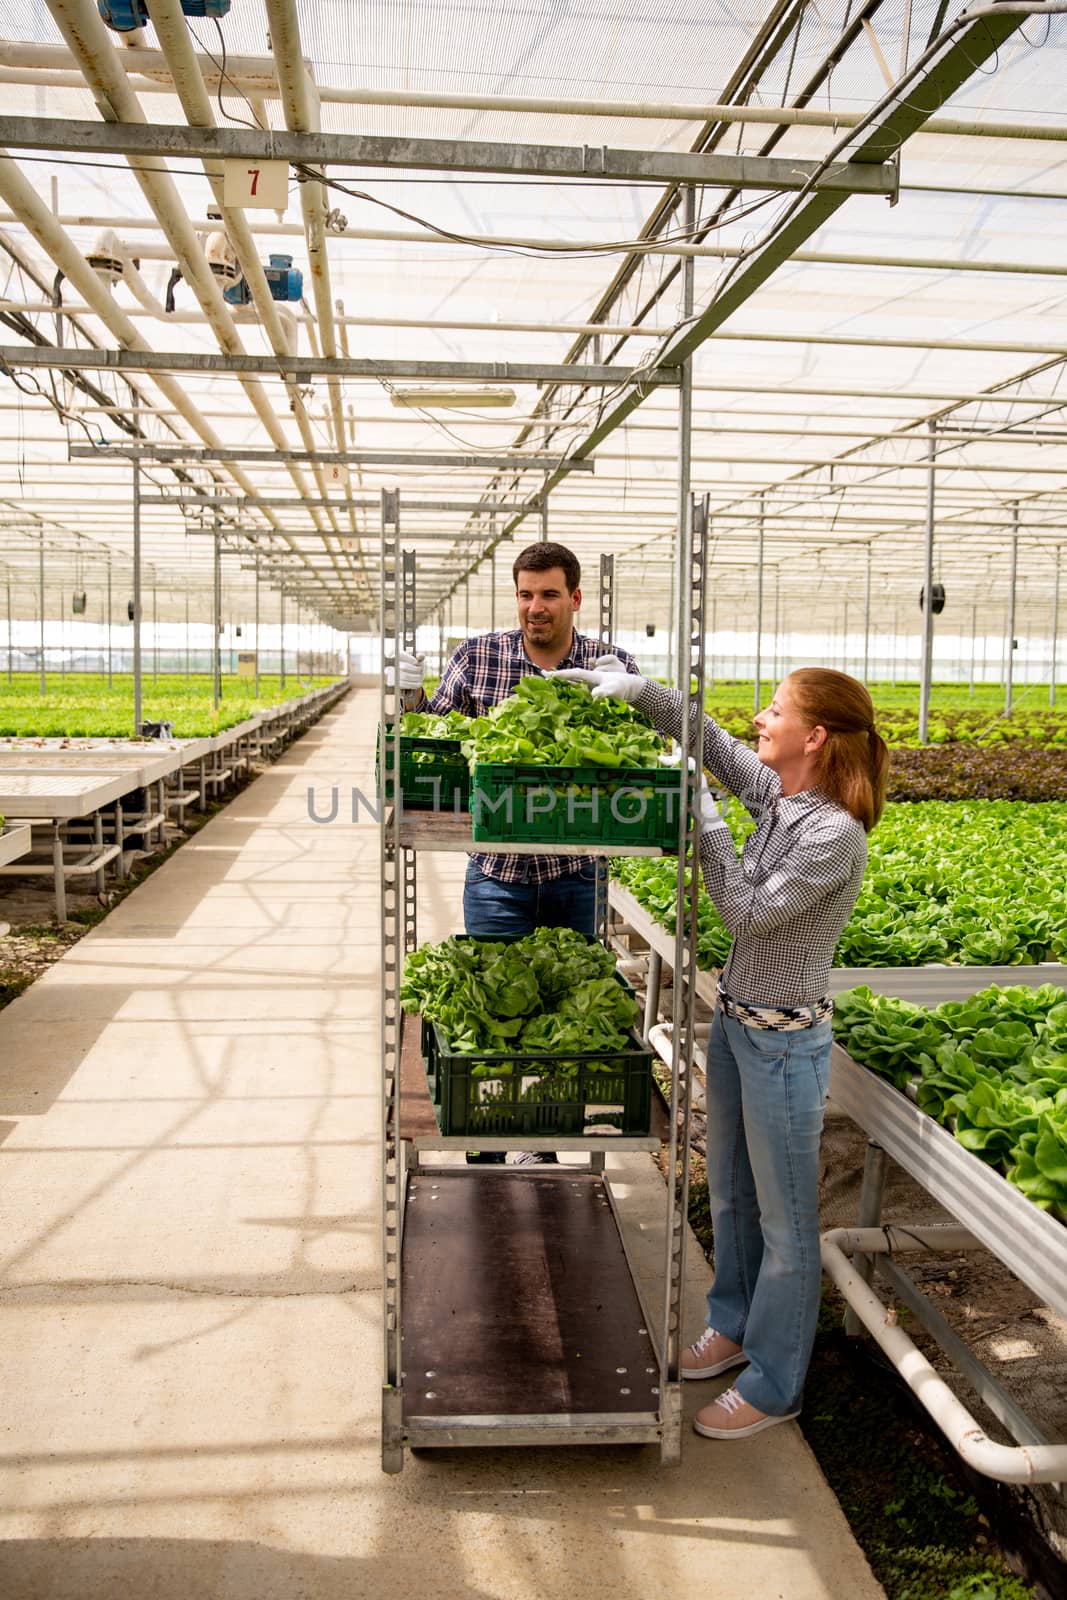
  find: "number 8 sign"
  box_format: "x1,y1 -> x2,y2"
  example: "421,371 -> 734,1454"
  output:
223,159 -> 289,211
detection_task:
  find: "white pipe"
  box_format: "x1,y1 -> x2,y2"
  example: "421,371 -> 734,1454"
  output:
1,40 -> 1065,142
143,0 -> 349,584
821,1228 -> 1067,1483
0,153 -> 238,482
11,209 -> 1067,281
264,0 -> 368,588
828,1224 -> 980,1253
43,0 -> 347,602
0,298 -> 672,337
114,255 -> 168,318
647,1022 -> 706,1113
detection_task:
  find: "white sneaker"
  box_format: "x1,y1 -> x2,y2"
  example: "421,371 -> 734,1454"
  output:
694,1385 -> 800,1439
681,1326 -> 747,1380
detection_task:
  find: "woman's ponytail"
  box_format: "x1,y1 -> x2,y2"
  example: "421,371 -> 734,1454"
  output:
787,668 -> 890,832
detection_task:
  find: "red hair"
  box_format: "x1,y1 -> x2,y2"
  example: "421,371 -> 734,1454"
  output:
786,668 -> 889,832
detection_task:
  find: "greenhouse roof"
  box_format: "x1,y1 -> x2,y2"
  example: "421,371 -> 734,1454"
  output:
0,0 -> 1064,635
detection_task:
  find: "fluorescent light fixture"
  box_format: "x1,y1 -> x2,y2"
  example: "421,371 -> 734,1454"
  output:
389,387 -> 516,409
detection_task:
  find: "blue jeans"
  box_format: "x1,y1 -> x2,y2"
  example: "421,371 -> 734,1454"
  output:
462,861 -> 597,937
702,1006 -> 833,1416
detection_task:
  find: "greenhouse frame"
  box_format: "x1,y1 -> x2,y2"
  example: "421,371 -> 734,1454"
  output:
1,1 -> 1066,1597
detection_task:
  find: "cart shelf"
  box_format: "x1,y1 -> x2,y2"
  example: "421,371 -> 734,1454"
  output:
400,1168 -> 664,1450
389,807 -> 670,856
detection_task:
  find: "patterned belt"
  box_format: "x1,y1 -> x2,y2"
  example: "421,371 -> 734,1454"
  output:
717,983 -> 833,1032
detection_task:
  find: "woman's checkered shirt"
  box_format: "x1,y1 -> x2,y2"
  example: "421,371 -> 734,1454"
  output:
638,681 -> 868,1009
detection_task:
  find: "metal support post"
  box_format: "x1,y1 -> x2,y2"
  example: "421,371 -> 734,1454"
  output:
133,459 -> 143,733
1052,547 -> 1061,708
918,422 -> 937,744
643,948 -> 662,1036
212,519 -> 222,712
539,473 -> 549,543
93,812 -> 105,895
969,601 -> 978,696
598,552 -> 615,651
844,1143 -> 889,1338
662,488 -> 708,1461
280,587 -> 286,689
771,574 -> 780,684
673,185 -> 695,692
1005,505 -> 1018,716
5,573 -> 11,683
152,584 -> 158,682
38,526 -> 45,694
254,553 -> 261,697
52,822 -> 66,922
379,487 -> 405,1470
490,537 -> 497,633
753,495 -> 765,714
106,555 -> 113,687
399,549 -> 419,723
862,545 -> 872,682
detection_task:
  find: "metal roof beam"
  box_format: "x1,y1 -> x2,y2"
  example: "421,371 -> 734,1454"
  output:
0,115 -> 898,195
68,444 -> 594,471
142,496 -> 532,513
0,344 -> 674,388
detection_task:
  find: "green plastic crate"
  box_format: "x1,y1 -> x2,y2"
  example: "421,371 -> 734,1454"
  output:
377,724 -> 470,812
470,762 -> 683,848
429,1020 -> 653,1139
411,935 -> 640,1121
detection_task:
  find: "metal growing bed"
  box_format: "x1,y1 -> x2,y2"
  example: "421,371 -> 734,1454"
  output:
608,878 -> 1067,1483
824,1045 -> 1067,1484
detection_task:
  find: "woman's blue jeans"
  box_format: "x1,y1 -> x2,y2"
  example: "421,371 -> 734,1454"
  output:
702,1006 -> 833,1416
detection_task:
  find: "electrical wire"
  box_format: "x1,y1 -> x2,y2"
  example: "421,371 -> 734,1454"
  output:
185,18 -> 266,133
289,159 -> 786,260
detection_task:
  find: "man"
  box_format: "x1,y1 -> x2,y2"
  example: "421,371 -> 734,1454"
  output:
396,540 -> 641,938
394,540 -> 642,1164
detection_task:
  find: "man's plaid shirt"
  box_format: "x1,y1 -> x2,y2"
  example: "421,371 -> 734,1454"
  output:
427,628 -> 639,884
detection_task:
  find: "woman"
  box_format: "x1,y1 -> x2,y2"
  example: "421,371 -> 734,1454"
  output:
554,662 -> 889,1441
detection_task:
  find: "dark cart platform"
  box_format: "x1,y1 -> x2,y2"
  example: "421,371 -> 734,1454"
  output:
398,1169 -> 663,1449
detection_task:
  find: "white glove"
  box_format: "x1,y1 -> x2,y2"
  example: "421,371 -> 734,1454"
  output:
698,773 -> 728,834
659,752 -> 729,834
548,666 -> 646,705
592,654 -> 629,674
385,649 -> 425,690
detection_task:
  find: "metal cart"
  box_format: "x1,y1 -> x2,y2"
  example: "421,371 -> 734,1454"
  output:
378,488 -> 710,1472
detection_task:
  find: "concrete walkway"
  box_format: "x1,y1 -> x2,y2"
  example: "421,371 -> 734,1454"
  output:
0,689 -> 883,1600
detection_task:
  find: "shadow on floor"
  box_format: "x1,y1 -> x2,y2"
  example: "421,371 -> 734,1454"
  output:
0,1536 -> 500,1600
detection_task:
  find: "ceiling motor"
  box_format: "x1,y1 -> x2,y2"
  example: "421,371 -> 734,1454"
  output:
223,254 -> 304,306
97,0 -> 230,31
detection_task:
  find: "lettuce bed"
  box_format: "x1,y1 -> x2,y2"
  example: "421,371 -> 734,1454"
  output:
703,684 -> 1067,749
834,983 -> 1067,1218
613,800 -> 1067,969
0,673 -> 340,738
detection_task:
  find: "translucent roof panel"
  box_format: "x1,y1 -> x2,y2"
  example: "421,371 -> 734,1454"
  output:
0,0 -> 1061,638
